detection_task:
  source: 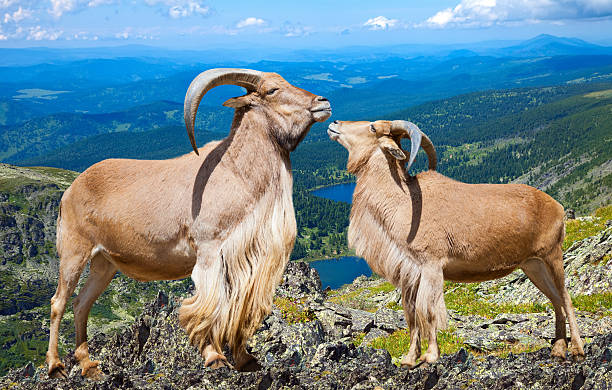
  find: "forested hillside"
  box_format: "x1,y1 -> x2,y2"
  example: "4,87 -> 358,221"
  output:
6,82 -> 611,260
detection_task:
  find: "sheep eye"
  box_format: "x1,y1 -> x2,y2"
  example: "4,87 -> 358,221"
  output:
369,125 -> 376,133
267,88 -> 279,95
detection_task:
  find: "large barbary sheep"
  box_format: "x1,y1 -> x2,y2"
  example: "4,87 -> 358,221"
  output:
46,69 -> 331,378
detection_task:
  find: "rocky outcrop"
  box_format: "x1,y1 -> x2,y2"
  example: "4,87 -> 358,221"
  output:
1,261 -> 610,389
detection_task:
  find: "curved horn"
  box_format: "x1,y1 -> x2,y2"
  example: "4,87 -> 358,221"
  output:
184,68 -> 263,155
391,120 -> 437,171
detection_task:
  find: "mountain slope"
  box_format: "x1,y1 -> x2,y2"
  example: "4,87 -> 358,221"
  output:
0,164 -> 191,374
0,102 -> 233,163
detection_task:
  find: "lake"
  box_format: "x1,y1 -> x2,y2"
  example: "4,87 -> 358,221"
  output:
309,182 -> 369,289
311,183 -> 356,204
310,256 -> 372,290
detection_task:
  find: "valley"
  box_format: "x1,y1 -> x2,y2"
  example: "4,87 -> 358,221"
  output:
0,36 -> 611,379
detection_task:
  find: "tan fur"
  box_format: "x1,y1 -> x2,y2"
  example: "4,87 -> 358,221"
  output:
46,71 -> 331,378
328,120 -> 584,367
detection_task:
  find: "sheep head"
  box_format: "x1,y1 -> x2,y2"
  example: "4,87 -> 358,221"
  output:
185,68 -> 331,154
327,120 -> 436,174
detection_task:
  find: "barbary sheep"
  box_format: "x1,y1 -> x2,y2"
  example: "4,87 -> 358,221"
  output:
46,68 -> 331,378
327,119 -> 584,367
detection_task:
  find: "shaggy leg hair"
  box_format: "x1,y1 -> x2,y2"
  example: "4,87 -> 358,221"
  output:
179,197 -> 294,370
400,282 -> 421,367
399,261 -> 447,366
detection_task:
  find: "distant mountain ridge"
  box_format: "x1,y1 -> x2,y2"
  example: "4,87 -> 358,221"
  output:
496,34 -> 612,57
2,34 -> 611,65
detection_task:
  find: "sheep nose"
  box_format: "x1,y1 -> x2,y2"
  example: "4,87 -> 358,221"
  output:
333,120 -> 339,124
316,96 -> 328,102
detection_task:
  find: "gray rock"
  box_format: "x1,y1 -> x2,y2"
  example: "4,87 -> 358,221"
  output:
1,263 -> 612,389
362,328 -> 389,344
347,308 -> 375,334
373,307 -> 406,333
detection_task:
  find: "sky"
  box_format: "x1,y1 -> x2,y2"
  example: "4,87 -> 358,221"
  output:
1,0 -> 612,49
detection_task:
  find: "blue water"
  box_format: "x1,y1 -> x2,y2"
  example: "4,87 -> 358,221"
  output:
311,183 -> 356,204
310,256 -> 372,290
310,183 -> 368,289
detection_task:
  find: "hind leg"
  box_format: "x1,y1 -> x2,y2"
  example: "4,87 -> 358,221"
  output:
521,258 -> 568,359
46,239 -> 91,378
418,266 -> 445,364
547,248 -> 584,360
400,287 -> 421,368
73,254 -> 117,379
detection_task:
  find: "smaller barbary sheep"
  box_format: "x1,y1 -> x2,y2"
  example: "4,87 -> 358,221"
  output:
327,119 -> 584,367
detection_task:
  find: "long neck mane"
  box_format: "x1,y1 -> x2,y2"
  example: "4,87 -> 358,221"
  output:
225,108 -> 292,195
349,151 -> 417,285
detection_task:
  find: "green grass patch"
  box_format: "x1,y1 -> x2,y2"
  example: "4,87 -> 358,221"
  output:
444,282 -> 549,318
369,327 -> 545,364
563,205 -> 612,250
369,327 -> 464,361
368,282 -> 396,295
352,332 -> 366,347
327,281 -> 399,312
386,301 -> 403,311
572,293 -> 612,315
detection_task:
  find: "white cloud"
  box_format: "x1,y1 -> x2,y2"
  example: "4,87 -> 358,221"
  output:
3,6 -> 32,23
363,16 -> 398,30
236,16 -> 266,28
281,21 -> 311,37
143,0 -> 209,18
114,27 -> 157,40
168,2 -> 208,18
70,31 -> 99,40
0,0 -> 18,9
48,0 -> 76,18
27,25 -> 63,40
0,0 -> 16,9
115,27 -> 131,39
424,0 -> 612,28
87,0 -> 115,6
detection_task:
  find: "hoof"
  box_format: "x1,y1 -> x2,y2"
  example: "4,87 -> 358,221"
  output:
400,355 -> 419,369
421,352 -> 439,364
48,362 -> 68,379
205,356 -> 233,370
236,358 -> 261,372
570,348 -> 586,363
81,361 -> 104,380
551,339 -> 568,361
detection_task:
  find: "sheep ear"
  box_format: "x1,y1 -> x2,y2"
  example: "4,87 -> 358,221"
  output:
223,95 -> 251,108
379,138 -> 406,160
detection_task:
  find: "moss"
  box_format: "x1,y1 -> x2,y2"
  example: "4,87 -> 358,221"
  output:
386,301 -> 403,311
274,297 -> 316,324
352,332 -> 366,347
367,282 -> 396,295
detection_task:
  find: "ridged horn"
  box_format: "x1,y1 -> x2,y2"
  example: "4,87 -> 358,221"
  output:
390,120 -> 437,171
184,68 -> 263,155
